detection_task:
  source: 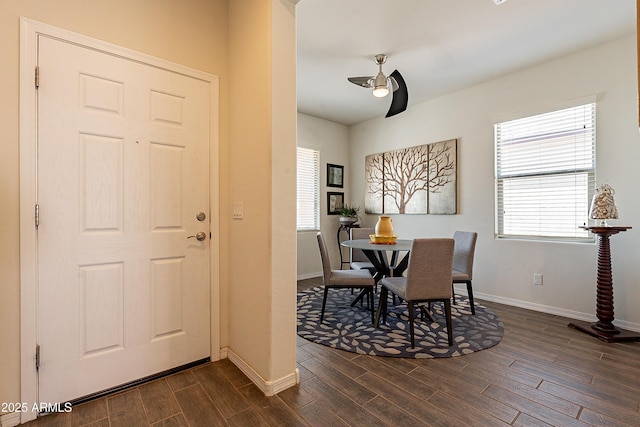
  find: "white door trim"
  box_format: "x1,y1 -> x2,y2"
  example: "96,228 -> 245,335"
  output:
19,17 -> 220,424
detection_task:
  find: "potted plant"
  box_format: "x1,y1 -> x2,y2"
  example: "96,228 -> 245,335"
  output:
339,204 -> 360,225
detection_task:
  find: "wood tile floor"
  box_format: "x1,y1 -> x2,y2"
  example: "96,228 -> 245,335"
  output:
26,278 -> 640,426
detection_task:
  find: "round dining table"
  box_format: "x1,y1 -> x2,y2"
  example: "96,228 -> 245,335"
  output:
340,238 -> 413,281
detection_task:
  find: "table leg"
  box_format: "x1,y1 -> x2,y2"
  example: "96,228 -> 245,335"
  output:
392,252 -> 410,277
361,249 -> 390,278
348,248 -> 380,307
350,289 -> 368,307
375,286 -> 388,327
419,304 -> 435,322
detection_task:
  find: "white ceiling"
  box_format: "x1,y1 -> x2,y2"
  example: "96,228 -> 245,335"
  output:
296,0 -> 636,126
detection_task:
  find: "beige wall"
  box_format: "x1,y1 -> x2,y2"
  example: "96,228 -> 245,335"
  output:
1,0 -> 298,410
227,1 -> 272,378
226,0 -> 297,383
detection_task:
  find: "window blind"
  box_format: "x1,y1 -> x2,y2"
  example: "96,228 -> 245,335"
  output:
495,103 -> 596,241
297,147 -> 320,231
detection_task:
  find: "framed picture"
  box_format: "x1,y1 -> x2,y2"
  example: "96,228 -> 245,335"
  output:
327,163 -> 344,188
364,139 -> 457,214
327,192 -> 344,215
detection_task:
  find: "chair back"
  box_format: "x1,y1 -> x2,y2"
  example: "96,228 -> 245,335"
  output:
316,232 -> 333,283
453,231 -> 478,279
349,227 -> 374,262
405,238 -> 454,301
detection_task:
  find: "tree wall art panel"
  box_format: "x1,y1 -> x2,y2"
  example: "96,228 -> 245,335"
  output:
365,139 -> 457,214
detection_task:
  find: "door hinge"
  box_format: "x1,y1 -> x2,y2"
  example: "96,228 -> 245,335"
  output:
35,204 -> 39,228
35,66 -> 39,89
35,344 -> 41,371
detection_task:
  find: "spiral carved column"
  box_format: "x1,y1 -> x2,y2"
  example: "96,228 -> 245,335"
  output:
593,233 -> 616,332
568,226 -> 639,343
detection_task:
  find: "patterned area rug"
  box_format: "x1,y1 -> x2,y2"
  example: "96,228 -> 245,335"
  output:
297,286 -> 503,358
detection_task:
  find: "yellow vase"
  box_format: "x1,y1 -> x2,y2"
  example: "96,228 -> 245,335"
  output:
375,215 -> 394,237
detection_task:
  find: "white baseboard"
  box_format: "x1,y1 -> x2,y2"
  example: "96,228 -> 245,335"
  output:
297,272 -> 321,281
226,349 -> 299,396
0,412 -> 20,427
475,292 -> 640,333
218,346 -> 228,360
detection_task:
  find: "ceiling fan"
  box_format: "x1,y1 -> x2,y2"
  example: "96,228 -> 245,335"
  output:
347,54 -> 408,118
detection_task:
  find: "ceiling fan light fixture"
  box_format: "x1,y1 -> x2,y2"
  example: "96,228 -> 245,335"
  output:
372,72 -> 389,97
372,85 -> 389,98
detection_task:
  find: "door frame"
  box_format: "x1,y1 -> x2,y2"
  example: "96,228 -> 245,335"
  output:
19,17 -> 220,424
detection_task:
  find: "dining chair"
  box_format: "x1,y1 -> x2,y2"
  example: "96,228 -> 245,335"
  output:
452,231 -> 478,315
349,227 -> 376,274
316,232 -> 376,323
376,238 -> 455,347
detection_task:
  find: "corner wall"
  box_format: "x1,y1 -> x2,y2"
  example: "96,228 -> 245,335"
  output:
349,35 -> 640,327
297,113 -> 350,278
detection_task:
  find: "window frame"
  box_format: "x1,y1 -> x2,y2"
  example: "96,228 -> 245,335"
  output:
296,146 -> 320,231
494,101 -> 596,243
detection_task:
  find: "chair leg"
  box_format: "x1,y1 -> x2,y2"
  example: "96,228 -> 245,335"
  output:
408,301 -> 416,348
466,281 -> 475,315
320,287 -> 329,322
443,299 -> 453,346
369,288 -> 375,324
451,283 -> 457,305
382,290 -> 389,325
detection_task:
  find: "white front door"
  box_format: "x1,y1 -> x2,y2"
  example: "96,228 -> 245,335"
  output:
37,34 -> 212,404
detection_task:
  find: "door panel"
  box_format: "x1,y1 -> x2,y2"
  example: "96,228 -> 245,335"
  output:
37,35 -> 211,404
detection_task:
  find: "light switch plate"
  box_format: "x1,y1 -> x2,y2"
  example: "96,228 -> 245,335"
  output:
232,202 -> 243,219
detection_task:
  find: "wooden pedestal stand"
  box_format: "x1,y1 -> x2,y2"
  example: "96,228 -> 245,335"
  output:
568,226 -> 639,343
337,223 -> 359,269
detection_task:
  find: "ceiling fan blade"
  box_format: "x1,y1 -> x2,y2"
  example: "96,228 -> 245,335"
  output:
348,76 -> 373,88
385,70 -> 408,118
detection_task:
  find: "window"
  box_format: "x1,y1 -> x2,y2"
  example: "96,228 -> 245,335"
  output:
297,147 -> 320,231
495,103 -> 596,241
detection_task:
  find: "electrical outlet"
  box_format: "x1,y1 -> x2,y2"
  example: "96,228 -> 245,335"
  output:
232,202 -> 243,219
533,273 -> 543,285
